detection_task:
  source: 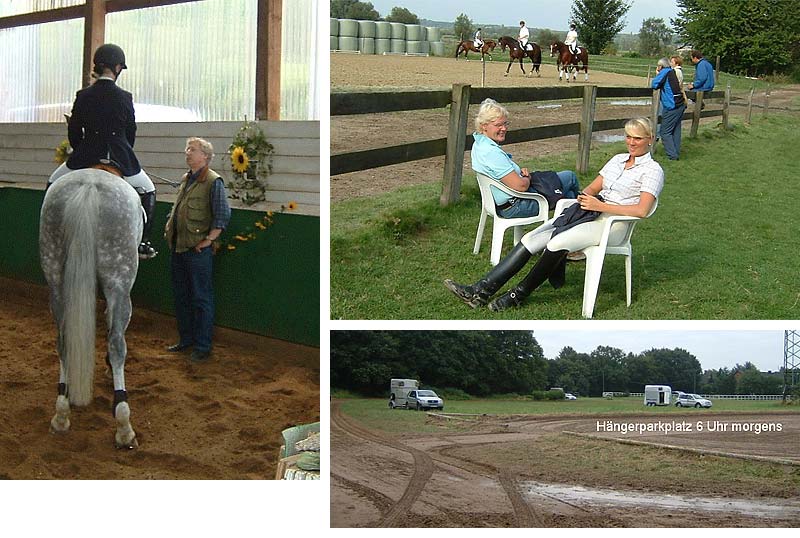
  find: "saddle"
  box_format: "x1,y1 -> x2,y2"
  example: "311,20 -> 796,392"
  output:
91,162 -> 123,178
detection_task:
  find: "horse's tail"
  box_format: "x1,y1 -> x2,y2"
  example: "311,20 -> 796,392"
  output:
61,181 -> 99,406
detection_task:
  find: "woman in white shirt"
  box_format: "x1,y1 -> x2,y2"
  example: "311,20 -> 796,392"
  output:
445,117 -> 664,311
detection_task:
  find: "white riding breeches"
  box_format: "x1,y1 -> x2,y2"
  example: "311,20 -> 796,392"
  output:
520,214 -> 629,254
48,162 -> 155,194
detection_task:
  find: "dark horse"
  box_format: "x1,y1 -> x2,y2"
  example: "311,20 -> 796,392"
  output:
498,36 -> 541,76
454,39 -> 497,61
550,41 -> 589,82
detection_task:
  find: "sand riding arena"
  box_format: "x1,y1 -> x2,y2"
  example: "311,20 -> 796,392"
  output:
331,402 -> 800,527
0,277 -> 319,479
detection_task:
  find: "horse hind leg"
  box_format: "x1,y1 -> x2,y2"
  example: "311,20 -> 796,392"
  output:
49,289 -> 71,433
104,286 -> 137,448
51,383 -> 71,433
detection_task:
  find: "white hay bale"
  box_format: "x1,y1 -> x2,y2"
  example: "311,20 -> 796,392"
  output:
375,38 -> 391,55
389,22 -> 405,40
358,37 -> 375,55
375,21 -> 392,39
338,19 -> 359,38
330,18 -> 338,36
338,36 -> 358,51
390,39 -> 406,54
358,20 -> 376,38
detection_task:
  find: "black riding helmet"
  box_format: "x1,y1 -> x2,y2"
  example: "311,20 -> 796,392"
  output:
93,43 -> 127,70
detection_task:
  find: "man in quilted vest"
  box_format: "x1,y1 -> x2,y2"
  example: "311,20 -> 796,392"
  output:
164,137 -> 231,362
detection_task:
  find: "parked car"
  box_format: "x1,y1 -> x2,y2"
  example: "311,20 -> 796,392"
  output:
564,393 -> 577,400
406,389 -> 444,411
675,393 -> 712,408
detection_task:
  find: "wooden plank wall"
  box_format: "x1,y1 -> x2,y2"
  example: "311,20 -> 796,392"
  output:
0,120 -> 320,216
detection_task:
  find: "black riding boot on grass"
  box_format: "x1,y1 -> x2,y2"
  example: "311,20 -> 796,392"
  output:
488,248 -> 569,311
138,191 -> 158,260
444,242 -> 532,308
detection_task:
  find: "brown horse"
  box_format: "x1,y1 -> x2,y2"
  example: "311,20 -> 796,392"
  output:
550,41 -> 589,82
454,39 -> 497,61
498,36 -> 541,77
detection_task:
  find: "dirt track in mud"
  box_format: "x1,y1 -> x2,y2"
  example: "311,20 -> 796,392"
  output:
0,277 -> 319,479
331,53 -> 800,203
330,402 -> 800,527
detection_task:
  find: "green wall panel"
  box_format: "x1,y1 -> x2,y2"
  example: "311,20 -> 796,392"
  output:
0,188 -> 319,347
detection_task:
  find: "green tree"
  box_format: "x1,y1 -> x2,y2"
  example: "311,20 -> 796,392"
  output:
330,0 -> 379,20
385,6 -> 419,24
672,0 -> 800,76
638,17 -> 673,56
453,13 -> 474,41
536,28 -> 559,47
570,0 -> 632,54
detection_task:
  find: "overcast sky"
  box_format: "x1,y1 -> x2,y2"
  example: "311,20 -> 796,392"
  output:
534,330 -> 788,372
364,0 -> 680,34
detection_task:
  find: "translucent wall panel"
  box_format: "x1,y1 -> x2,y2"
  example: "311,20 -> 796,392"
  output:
0,19 -> 83,122
106,0 -> 257,122
281,0 -> 319,120
0,0 -> 84,17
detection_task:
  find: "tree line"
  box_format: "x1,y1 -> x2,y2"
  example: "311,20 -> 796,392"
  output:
331,331 -> 785,397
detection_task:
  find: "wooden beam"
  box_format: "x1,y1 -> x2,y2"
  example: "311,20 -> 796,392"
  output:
105,0 -> 201,13
0,6 -> 84,30
256,0 -> 282,120
82,0 -> 107,88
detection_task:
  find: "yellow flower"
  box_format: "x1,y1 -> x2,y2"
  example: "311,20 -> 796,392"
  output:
227,244 -> 236,251
287,201 -> 298,210
231,146 -> 250,174
235,234 -> 248,242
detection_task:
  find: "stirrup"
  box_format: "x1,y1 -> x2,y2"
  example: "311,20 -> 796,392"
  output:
138,241 -> 158,260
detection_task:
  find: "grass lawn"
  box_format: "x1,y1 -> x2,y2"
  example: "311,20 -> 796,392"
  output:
331,115 -> 799,319
336,397 -> 798,434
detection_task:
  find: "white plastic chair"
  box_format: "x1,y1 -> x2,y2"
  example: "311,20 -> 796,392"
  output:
473,173 -> 549,265
553,197 -> 658,318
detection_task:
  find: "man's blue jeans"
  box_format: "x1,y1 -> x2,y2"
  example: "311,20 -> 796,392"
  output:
660,104 -> 686,160
170,246 -> 215,352
498,170 -> 580,218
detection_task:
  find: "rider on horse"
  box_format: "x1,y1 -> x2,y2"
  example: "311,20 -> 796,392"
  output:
518,21 -> 530,51
565,23 -> 579,61
47,44 -> 158,260
474,28 -> 483,49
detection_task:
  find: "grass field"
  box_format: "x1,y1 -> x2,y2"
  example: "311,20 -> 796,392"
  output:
331,115 -> 799,319
336,397 -> 798,434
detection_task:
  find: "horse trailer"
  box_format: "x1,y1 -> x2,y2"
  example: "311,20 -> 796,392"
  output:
644,385 -> 672,406
388,378 -> 418,409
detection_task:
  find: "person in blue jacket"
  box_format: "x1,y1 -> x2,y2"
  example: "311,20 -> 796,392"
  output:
48,44 -> 158,259
688,50 -> 715,92
651,57 -> 686,160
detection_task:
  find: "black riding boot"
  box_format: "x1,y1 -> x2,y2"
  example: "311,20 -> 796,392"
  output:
488,248 -> 569,311
444,242 -> 532,308
138,191 -> 158,260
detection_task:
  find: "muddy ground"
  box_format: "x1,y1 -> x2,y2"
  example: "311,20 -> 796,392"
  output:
331,402 -> 800,527
331,53 -> 799,202
0,276 -> 319,479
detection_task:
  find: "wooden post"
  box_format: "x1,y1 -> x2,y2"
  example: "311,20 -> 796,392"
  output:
764,85 -> 770,117
441,84 -> 471,206
690,90 -> 704,138
646,65 -> 651,87
256,0 -> 282,120
650,89 -> 660,156
745,86 -> 755,125
576,85 -> 597,174
82,0 -> 106,88
481,54 -> 486,87
715,55 -> 720,84
722,83 -> 731,130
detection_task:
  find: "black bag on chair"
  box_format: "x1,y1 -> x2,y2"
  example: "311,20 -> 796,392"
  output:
529,171 -> 566,206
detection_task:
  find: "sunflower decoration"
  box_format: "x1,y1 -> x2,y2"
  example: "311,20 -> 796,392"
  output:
230,146 -> 250,174
54,139 -> 71,164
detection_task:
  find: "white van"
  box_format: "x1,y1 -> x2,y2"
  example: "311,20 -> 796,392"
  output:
644,385 -> 672,406
388,379 -> 418,409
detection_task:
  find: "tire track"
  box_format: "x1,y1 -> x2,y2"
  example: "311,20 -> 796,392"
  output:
331,401 -> 434,527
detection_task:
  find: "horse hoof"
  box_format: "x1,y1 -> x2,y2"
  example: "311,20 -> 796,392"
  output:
115,434 -> 138,450
50,418 -> 70,433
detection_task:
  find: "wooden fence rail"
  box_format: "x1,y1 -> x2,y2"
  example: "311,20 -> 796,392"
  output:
332,84 -> 727,205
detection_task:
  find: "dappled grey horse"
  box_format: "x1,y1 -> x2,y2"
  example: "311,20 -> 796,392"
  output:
39,168 -> 142,448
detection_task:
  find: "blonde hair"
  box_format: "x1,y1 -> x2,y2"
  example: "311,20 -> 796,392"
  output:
624,117 -> 654,139
474,98 -> 509,133
185,137 -> 214,163
670,55 -> 683,66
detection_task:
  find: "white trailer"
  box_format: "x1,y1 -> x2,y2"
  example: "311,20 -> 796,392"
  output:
388,378 -> 418,409
644,385 -> 672,406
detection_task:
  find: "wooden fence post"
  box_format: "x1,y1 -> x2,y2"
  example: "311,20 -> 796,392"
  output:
576,85 -> 597,174
690,90 -> 704,138
481,55 -> 486,87
715,55 -> 720,84
441,83 -> 471,206
722,83 -> 731,130
764,85 -> 770,117
646,65 -> 651,87
650,89 -> 660,156
745,86 -> 755,125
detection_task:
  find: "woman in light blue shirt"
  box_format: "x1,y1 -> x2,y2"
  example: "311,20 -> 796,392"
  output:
471,98 -> 579,219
